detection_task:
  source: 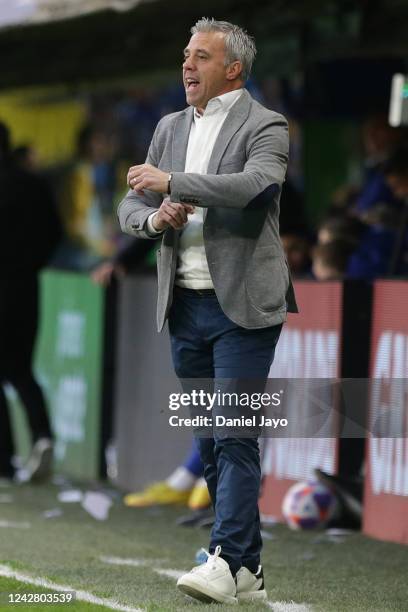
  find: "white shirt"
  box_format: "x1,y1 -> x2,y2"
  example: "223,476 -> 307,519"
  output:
148,88 -> 243,288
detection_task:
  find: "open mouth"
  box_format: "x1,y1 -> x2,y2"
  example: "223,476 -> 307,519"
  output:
185,78 -> 200,91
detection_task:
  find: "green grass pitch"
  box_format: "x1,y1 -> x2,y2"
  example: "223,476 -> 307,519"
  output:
0,481 -> 407,611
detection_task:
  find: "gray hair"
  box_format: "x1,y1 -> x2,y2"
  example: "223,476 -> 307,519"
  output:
191,18 -> 256,82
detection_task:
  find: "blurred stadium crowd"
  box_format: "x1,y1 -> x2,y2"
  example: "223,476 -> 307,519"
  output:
3,80 -> 408,286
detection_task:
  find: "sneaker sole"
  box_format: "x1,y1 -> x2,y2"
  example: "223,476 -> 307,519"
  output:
177,578 -> 237,604
237,589 -> 268,601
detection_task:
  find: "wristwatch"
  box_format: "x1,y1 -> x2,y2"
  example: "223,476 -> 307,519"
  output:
167,173 -> 173,195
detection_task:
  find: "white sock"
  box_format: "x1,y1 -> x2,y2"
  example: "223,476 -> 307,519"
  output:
194,477 -> 207,488
166,466 -> 196,491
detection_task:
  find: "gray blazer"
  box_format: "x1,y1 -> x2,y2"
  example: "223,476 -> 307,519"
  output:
118,89 -> 298,332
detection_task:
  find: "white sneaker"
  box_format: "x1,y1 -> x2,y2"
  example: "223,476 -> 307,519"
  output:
177,545 -> 237,604
18,438 -> 53,483
236,565 -> 267,601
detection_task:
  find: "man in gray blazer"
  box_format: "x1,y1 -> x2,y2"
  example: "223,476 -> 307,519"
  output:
119,18 -> 297,604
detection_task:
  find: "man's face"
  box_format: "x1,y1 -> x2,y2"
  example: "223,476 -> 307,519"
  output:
312,259 -> 343,281
183,32 -> 237,112
386,174 -> 408,200
317,228 -> 332,245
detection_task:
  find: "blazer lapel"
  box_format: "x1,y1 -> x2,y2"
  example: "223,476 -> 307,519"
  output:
203,89 -> 251,221
172,106 -> 194,172
207,89 -> 251,174
169,106 -> 193,245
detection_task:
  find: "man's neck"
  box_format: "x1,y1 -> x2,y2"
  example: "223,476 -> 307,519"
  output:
195,84 -> 243,116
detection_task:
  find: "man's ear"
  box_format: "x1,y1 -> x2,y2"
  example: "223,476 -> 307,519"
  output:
226,60 -> 243,81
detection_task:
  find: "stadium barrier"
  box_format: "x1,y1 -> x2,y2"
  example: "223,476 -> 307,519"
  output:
113,274 -> 192,492
259,280 -> 373,520
363,280 -> 408,545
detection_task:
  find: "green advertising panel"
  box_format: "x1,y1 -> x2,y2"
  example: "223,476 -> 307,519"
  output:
8,270 -> 105,480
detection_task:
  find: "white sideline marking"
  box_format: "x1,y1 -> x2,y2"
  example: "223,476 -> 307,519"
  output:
154,569 -> 184,579
0,520 -> 30,529
100,556 -> 183,581
100,556 -> 146,568
0,564 -> 143,612
267,602 -> 312,612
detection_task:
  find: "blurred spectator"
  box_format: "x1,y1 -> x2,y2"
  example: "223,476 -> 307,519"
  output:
355,114 -> 404,214
347,203 -> 402,279
0,121 -> 61,481
312,240 -> 353,281
91,260 -> 125,287
13,144 -> 39,173
330,114 -> 404,214
51,124 -> 117,271
381,146 -> 408,274
280,231 -> 312,277
362,114 -> 401,168
382,145 -> 408,200
123,442 -> 210,515
316,208 -> 405,280
91,237 -> 156,287
317,214 -> 364,247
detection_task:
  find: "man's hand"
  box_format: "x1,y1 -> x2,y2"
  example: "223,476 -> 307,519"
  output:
91,262 -> 125,286
127,163 -> 169,194
152,198 -> 195,231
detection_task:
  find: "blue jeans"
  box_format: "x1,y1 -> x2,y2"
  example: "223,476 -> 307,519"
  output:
168,287 -> 282,575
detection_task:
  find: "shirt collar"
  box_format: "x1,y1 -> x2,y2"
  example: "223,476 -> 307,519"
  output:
194,88 -> 243,120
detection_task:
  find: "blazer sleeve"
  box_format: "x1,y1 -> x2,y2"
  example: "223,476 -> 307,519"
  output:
117,126 -> 164,240
169,115 -> 288,210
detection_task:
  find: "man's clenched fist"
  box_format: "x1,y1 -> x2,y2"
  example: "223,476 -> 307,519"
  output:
152,198 -> 195,231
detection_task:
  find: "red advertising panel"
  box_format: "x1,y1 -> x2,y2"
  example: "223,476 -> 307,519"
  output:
259,282 -> 342,520
363,281 -> 408,544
